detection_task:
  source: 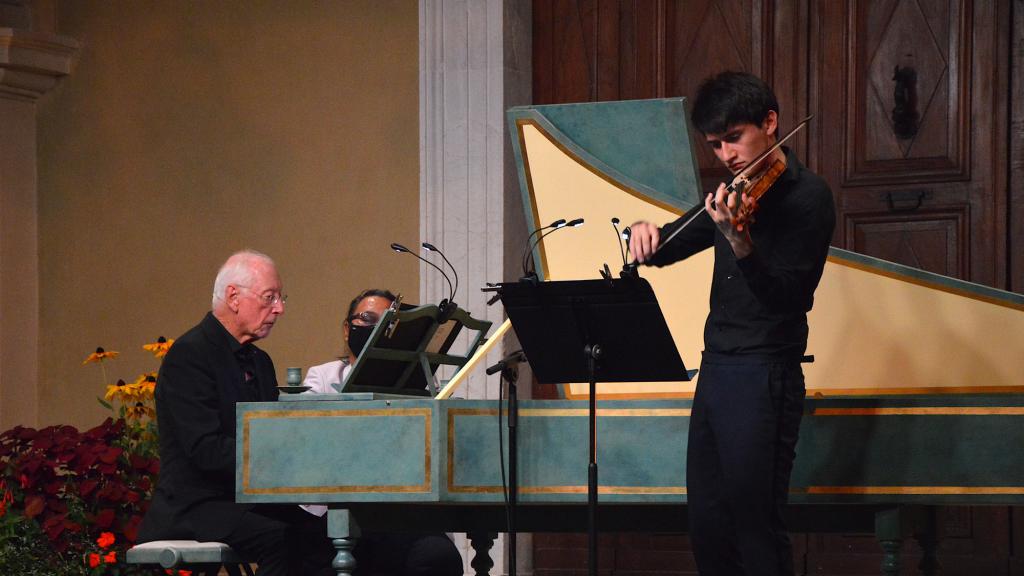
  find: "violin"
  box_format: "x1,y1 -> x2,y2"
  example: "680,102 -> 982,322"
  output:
728,156 -> 787,232
629,115 -> 813,266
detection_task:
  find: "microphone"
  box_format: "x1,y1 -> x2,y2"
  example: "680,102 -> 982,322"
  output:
485,349 -> 527,376
523,218 -> 584,278
422,242 -> 458,303
390,243 -> 454,307
611,218 -> 628,269
521,218 -> 567,277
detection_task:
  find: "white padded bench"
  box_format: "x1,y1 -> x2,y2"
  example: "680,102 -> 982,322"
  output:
126,540 -> 254,576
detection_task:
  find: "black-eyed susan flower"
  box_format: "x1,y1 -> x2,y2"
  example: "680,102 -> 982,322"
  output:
143,336 -> 174,358
83,347 -> 119,365
105,379 -> 128,403
125,402 -> 154,420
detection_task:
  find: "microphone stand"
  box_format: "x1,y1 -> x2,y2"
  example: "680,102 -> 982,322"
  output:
486,350 -> 526,576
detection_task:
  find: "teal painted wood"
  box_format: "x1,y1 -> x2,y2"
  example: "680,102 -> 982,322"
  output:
237,395 -> 1024,507
236,398 -> 440,503
507,98 -> 701,208
443,399 -> 687,503
792,395 -> 1024,505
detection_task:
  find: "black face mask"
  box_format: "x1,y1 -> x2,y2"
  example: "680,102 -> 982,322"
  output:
347,323 -> 374,358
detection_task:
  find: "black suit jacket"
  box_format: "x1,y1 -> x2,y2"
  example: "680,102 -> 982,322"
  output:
139,312 -> 279,542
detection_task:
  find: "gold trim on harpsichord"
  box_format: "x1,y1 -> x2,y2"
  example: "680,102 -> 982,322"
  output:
812,406 -> 1024,416
561,389 -> 697,400
808,386 -> 1024,397
241,408 -> 431,495
519,408 -> 692,417
449,485 -> 687,495
446,407 -> 686,494
795,486 -> 1024,495
446,407 -> 690,418
515,118 -> 683,279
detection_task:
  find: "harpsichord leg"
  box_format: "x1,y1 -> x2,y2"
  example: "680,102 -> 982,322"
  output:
327,509 -> 361,576
468,532 -> 497,576
331,538 -> 357,576
875,507 -> 903,576
914,507 -> 940,576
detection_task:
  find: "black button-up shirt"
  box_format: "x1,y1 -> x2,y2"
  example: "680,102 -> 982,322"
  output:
648,148 -> 835,358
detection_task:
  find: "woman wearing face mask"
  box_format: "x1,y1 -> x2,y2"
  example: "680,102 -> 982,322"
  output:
303,288 -> 396,394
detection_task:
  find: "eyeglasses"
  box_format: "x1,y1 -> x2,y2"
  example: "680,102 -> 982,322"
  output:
239,287 -> 287,308
348,311 -> 381,326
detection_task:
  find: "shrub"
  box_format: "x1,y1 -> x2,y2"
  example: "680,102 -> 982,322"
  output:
0,338 -> 171,575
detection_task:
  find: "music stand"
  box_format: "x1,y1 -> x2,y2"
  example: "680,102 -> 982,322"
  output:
341,303 -> 492,397
497,276 -> 690,576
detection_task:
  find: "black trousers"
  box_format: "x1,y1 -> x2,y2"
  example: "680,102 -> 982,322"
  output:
220,504 -> 336,576
221,505 -> 462,576
687,355 -> 806,576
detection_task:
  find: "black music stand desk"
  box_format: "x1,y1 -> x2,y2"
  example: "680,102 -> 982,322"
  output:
499,276 -> 690,576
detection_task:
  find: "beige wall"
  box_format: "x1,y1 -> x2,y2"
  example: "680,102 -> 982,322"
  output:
33,1 -> 419,428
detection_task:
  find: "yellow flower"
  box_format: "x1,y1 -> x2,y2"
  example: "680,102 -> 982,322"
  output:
83,347 -> 119,365
132,372 -> 158,386
104,387 -> 116,402
125,402 -> 152,420
104,380 -> 128,403
142,336 -> 174,358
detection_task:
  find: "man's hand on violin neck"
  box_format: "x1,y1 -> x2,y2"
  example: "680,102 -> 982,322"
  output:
706,183 -> 754,259
628,221 -> 661,263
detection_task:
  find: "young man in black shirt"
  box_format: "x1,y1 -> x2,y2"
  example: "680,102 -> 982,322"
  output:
629,71 -> 835,576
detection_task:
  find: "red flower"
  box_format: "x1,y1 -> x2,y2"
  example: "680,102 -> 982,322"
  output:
88,553 -> 101,568
103,550 -> 117,563
0,479 -> 11,517
97,531 -> 116,549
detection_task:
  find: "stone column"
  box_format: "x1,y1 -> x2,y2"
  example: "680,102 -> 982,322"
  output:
419,1 -> 531,573
0,3 -> 79,429
419,0 -> 531,400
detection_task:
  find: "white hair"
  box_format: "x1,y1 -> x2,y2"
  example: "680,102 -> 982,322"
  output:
211,249 -> 276,308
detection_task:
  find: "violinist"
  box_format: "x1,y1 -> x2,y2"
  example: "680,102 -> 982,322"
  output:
629,71 -> 835,576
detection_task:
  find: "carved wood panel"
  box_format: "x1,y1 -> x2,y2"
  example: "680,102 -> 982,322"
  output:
664,0 -> 773,175
848,0 -> 969,184
845,209 -> 967,278
533,0 -> 665,105
814,0 -> 1007,286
